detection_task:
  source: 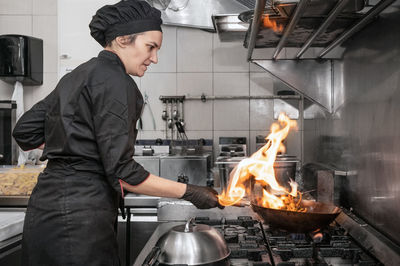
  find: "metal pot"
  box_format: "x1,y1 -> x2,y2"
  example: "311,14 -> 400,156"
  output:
216,154 -> 298,193
155,218 -> 230,265
273,154 -> 298,190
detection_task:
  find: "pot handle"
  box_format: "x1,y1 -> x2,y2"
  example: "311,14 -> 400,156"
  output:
184,217 -> 195,232
142,246 -> 161,266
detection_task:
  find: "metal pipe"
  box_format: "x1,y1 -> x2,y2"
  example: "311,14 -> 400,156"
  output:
296,0 -> 350,59
299,95 -> 304,166
125,207 -> 131,266
246,0 -> 267,61
318,0 -> 395,58
273,0 -> 310,60
184,95 -> 301,100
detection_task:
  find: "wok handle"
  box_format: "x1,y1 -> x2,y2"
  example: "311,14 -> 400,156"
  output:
232,200 -> 250,207
259,221 -> 276,266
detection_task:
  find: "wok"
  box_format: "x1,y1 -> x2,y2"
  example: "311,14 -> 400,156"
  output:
251,200 -> 341,233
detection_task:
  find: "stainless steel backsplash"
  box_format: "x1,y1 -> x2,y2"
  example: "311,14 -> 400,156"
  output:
303,1 -> 400,245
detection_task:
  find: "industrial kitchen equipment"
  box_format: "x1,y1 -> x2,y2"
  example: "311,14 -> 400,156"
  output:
136,214 -> 387,265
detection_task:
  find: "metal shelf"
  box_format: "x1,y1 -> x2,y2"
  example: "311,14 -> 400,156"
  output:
246,0 -> 396,60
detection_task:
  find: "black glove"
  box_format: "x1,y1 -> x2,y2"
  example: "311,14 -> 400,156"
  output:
180,184 -> 224,209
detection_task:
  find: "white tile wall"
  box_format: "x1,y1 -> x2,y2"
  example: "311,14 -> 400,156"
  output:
177,27 -> 213,72
33,15 -> 58,73
214,100 -> 249,131
213,36 -> 249,72
22,72 -> 58,110
58,0 -> 109,61
33,0 -> 57,15
183,100 -> 213,131
214,73 -> 249,96
31,72 -> 58,104
0,0 -> 32,15
177,73 -> 213,131
0,16 -> 32,35
177,73 -> 212,96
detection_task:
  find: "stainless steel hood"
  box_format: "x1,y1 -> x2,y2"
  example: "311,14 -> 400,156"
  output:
145,0 -> 250,30
246,0 -> 395,114
245,0 -> 396,60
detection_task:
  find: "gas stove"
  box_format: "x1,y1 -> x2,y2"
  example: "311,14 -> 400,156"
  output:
136,216 -> 381,266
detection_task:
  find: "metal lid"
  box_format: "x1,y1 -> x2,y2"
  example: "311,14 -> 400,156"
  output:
156,218 -> 230,265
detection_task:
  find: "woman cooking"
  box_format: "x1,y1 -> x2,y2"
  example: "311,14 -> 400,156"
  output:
12,1 -> 222,265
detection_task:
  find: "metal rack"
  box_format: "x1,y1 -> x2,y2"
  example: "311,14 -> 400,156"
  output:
246,0 -> 396,61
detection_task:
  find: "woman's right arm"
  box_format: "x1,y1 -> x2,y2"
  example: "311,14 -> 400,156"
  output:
121,174 -> 224,209
120,174 -> 187,198
12,100 -> 47,151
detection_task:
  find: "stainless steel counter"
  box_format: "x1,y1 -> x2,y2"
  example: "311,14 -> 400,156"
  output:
0,211 -> 25,242
157,199 -> 256,221
124,193 -> 159,208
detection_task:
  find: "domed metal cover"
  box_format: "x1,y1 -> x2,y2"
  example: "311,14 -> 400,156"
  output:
156,221 -> 230,265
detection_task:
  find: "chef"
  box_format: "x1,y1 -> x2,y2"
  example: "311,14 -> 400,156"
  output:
12,1 -> 222,265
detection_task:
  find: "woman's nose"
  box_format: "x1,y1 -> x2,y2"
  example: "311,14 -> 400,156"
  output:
150,51 -> 158,64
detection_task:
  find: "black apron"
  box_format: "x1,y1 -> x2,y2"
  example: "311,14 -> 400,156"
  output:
21,160 -> 120,266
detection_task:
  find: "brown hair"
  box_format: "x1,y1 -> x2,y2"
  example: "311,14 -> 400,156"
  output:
105,33 -> 143,47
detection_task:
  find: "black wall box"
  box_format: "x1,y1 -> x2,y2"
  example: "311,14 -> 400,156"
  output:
0,35 -> 43,85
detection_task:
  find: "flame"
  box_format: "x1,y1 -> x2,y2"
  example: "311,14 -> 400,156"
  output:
218,113 -> 305,212
263,14 -> 283,33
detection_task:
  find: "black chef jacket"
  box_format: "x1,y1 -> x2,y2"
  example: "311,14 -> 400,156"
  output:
12,50 -> 150,266
13,50 -> 150,194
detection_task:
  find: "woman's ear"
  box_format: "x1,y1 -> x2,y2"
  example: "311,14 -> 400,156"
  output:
114,36 -> 127,48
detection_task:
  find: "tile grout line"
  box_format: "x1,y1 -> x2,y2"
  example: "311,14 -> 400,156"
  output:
211,32 -> 215,160
248,62 -> 250,155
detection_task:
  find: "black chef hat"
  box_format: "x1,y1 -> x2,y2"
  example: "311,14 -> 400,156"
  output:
89,0 -> 162,47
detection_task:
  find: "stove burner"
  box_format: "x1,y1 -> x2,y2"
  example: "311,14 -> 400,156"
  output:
142,216 -> 381,266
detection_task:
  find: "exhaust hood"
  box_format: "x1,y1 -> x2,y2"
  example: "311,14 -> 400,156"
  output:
145,0 -> 250,30
244,0 -> 395,60
244,0 -> 395,114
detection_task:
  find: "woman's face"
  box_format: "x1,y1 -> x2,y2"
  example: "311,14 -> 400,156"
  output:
119,31 -> 163,77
